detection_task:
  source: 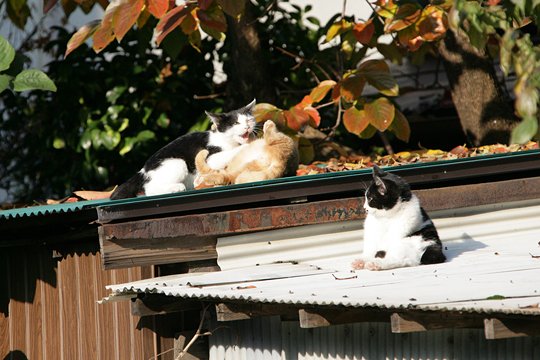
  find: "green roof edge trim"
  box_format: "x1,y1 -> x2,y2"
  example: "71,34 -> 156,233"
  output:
1,148 -> 539,221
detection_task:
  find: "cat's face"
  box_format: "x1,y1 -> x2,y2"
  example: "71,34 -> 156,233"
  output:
206,100 -> 257,144
365,165 -> 412,211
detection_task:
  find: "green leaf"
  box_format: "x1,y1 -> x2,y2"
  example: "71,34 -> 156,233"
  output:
0,74 -> 12,93
510,116 -> 538,144
341,31 -> 357,60
101,129 -> 121,150
340,74 -> 365,102
365,97 -> 395,131
136,129 -> 156,142
188,116 -> 211,132
0,35 -> 16,72
9,0 -> 26,13
13,69 -> 57,92
106,85 -> 127,104
343,106 -> 369,135
500,29 -> 516,76
325,19 -> 352,42
486,295 -> 506,300
157,113 -> 170,128
119,137 -> 136,155
53,138 -> 66,149
358,124 -> 377,139
515,86 -> 538,118
357,60 -> 399,96
118,118 -> 129,132
390,110 -> 410,142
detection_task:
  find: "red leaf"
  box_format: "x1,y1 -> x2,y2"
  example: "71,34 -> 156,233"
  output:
114,0 -> 145,41
285,106 -> 311,132
331,83 -> 341,101
147,0 -> 169,19
343,107 -> 369,135
65,20 -> 100,57
352,19 -> 375,45
298,95 -> 313,108
93,1 -> 121,53
309,80 -> 337,103
304,106 -> 321,128
365,98 -> 395,131
155,4 -> 192,45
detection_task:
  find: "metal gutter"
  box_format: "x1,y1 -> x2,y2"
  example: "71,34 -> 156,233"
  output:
96,149 -> 540,223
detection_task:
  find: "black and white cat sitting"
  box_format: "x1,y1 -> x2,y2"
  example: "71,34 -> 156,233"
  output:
352,165 -> 446,271
110,100 -> 257,200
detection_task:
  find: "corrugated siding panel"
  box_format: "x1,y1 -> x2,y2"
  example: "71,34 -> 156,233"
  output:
210,317 -> 540,360
209,316 -> 282,360
0,247 -> 155,360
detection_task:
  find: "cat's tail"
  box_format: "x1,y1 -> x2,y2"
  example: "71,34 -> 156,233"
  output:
195,150 -> 212,174
110,171 -> 145,200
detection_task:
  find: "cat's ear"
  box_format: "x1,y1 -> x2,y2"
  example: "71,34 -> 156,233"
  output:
373,166 -> 387,195
241,99 -> 256,114
374,175 -> 387,195
206,111 -> 222,127
373,165 -> 387,177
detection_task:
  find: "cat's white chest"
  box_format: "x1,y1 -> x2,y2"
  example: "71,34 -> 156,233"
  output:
363,197 -> 423,256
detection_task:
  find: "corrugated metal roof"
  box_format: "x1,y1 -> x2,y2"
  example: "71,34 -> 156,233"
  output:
0,198 -> 109,220
106,199 -> 540,316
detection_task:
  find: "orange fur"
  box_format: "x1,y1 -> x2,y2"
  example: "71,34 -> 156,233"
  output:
194,120 -> 298,188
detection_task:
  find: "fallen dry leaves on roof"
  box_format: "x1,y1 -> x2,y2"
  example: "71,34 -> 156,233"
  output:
296,141 -> 539,176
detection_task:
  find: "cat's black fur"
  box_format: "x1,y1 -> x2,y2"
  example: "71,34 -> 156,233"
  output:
370,166 -> 446,265
110,101 -> 256,200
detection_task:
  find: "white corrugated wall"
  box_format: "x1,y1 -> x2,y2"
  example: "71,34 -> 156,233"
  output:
209,317 -> 540,360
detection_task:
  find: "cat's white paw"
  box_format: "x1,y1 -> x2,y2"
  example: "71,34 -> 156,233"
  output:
167,183 -> 187,193
365,261 -> 382,271
351,259 -> 365,270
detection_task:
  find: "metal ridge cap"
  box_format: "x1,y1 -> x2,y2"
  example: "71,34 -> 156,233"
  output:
96,150 -> 540,223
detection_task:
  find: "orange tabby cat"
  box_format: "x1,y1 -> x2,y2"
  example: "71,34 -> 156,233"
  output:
194,120 -> 298,188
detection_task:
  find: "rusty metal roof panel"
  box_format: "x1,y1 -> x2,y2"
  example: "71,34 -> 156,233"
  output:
106,199 -> 540,316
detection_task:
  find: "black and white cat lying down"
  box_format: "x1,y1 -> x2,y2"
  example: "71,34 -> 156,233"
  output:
110,100 -> 257,200
352,165 -> 446,271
